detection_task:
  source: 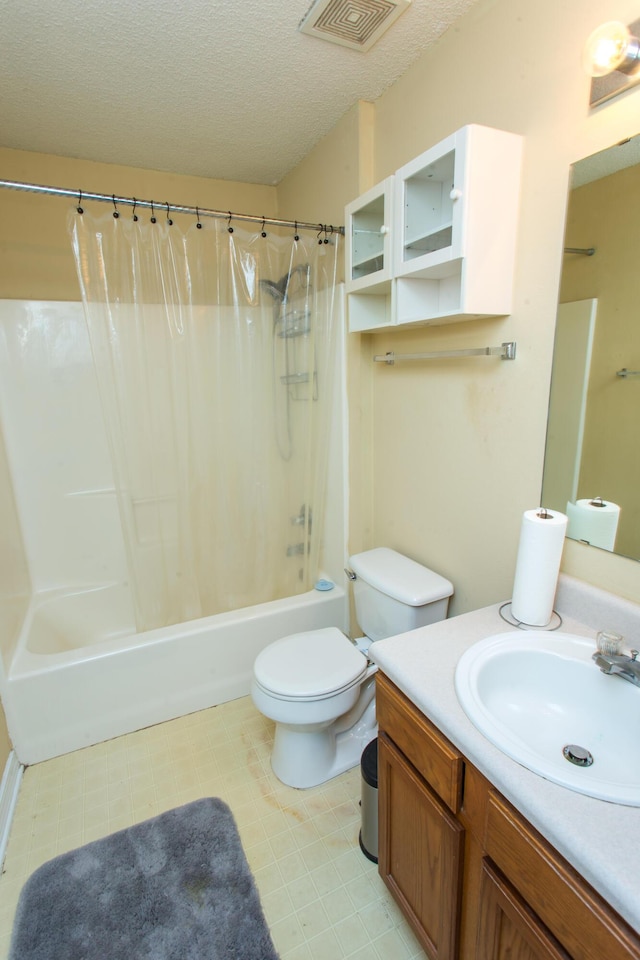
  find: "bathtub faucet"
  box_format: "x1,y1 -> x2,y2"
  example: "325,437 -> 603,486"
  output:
291,504 -> 312,533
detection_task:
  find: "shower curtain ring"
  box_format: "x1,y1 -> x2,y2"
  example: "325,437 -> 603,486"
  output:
324,225 -> 333,244
150,200 -> 157,224
77,190 -> 83,214
196,206 -> 202,229
261,217 -> 267,238
294,221 -> 299,242
165,202 -> 173,226
112,195 -> 120,219
132,198 -> 138,222
227,211 -> 234,233
317,224 -> 324,245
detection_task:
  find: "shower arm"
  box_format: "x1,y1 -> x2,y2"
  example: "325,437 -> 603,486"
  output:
0,178 -> 345,236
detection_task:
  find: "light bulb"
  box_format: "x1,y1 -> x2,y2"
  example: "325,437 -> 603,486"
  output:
583,21 -> 640,78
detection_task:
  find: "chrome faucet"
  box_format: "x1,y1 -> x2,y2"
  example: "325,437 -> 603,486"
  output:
592,649 -> 640,687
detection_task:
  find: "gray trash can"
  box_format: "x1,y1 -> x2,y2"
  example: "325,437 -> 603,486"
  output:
359,737 -> 378,863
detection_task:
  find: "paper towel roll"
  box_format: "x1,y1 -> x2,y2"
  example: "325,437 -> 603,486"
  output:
511,508 -> 568,626
566,498 -> 620,551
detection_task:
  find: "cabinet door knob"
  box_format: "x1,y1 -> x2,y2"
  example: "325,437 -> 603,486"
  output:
379,225 -> 389,235
449,188 -> 463,201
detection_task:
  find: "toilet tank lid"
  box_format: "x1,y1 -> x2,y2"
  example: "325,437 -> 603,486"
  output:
349,547 -> 453,606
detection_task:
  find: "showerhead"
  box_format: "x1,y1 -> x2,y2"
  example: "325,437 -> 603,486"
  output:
260,264 -> 310,304
260,278 -> 287,303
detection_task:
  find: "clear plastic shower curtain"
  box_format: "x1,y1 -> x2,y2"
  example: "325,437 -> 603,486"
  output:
68,208 -> 340,632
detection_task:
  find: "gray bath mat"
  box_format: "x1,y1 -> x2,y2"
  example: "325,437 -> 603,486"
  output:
9,797 -> 279,960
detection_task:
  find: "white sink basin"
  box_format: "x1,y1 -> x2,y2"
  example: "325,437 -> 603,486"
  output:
455,630 -> 640,806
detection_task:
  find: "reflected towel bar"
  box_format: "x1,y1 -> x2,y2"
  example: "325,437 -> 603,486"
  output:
373,341 -> 516,365
564,246 -> 596,256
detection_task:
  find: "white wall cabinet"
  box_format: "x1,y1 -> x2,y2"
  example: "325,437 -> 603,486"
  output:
345,177 -> 394,291
345,177 -> 394,333
345,124 -> 523,332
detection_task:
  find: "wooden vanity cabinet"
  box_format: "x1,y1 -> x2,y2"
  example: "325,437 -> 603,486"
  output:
377,672 -> 465,958
376,672 -> 640,960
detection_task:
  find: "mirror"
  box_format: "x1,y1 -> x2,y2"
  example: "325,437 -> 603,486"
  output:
542,134 -> 640,561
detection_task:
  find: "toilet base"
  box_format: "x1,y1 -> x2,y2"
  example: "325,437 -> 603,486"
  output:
270,678 -> 377,789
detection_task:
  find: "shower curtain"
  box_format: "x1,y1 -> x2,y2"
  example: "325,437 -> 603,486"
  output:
68,208 -> 340,632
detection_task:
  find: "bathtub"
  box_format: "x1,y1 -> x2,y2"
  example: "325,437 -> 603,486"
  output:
5,581 -> 347,765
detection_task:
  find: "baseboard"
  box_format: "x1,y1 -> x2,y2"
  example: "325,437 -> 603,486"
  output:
0,751 -> 24,870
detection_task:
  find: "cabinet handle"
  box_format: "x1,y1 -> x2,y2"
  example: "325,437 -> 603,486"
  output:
449,188 -> 463,201
379,225 -> 389,235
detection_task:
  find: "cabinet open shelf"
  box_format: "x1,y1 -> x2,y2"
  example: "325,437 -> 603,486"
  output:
348,286 -> 393,332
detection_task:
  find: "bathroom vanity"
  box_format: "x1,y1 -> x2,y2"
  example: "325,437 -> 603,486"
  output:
370,576 -> 640,960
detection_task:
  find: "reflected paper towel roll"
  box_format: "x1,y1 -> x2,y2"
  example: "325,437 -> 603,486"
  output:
511,508 -> 568,626
566,498 -> 620,551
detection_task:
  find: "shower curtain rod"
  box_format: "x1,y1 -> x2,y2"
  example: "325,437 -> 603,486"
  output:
0,178 -> 346,236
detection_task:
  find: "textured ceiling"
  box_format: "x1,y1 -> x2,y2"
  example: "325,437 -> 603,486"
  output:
0,0 -> 480,185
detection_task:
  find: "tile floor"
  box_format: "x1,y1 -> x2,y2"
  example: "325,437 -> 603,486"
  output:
0,697 -> 426,959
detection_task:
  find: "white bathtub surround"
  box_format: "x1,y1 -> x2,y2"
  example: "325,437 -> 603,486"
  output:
6,583 -> 347,765
0,297 -> 346,615
0,292 -> 348,766
0,751 -> 23,872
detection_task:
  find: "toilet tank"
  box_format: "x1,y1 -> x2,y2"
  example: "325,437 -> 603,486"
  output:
349,547 -> 453,642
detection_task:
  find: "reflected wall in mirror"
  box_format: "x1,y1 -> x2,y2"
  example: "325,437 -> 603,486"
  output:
542,134 -> 640,561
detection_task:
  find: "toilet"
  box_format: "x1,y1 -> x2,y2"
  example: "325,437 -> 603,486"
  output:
251,547 -> 453,788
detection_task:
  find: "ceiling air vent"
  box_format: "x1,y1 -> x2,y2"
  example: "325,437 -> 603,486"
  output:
298,0 -> 411,52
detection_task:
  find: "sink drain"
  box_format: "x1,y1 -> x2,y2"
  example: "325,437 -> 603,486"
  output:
562,744 -> 594,767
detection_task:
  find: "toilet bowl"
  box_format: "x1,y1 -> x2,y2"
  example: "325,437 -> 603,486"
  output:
251,548 -> 453,789
252,627 -> 377,788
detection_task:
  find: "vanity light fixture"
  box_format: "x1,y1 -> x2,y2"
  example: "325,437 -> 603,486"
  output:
585,18 -> 640,107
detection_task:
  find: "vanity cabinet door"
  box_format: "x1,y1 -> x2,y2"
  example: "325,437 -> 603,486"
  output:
376,672 -> 464,812
484,791 -> 640,960
378,732 -> 464,960
476,858 -> 571,960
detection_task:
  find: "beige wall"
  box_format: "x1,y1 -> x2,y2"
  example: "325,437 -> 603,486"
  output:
278,100 -> 375,227
0,148 -> 278,300
560,164 -> 640,558
279,0 -> 640,613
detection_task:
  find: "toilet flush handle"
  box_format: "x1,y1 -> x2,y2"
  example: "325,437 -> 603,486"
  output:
344,567 -> 357,581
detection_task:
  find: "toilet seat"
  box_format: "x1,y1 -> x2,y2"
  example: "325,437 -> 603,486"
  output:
253,627 -> 367,701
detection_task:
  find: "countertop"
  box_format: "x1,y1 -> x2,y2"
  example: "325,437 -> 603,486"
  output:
368,574 -> 640,933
